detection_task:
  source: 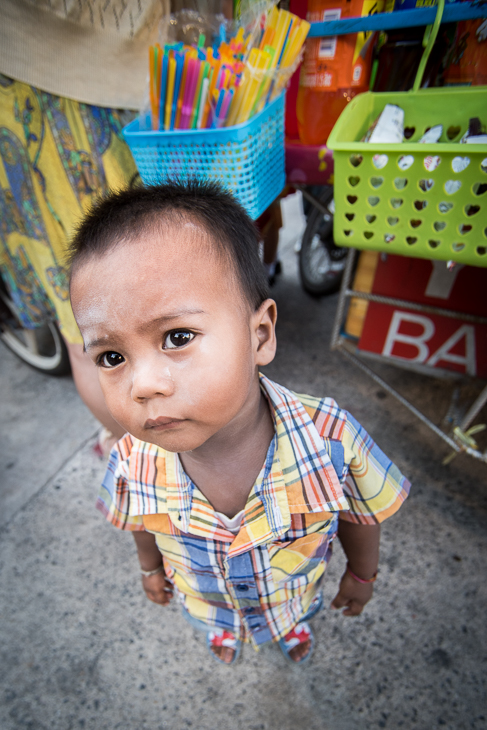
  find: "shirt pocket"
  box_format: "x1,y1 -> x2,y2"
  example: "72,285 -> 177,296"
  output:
268,532 -> 332,586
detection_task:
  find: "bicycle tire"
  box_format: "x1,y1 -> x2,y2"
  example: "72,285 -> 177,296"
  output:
0,281 -> 71,376
299,188 -> 347,297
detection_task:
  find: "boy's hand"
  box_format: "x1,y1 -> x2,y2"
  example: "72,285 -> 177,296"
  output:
331,570 -> 374,616
133,531 -> 173,605
141,571 -> 174,606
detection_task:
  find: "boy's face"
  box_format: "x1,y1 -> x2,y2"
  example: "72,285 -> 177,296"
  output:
70,222 -> 277,453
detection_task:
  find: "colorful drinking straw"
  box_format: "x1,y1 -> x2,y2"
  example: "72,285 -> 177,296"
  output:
158,51 -> 168,130
165,54 -> 176,131
147,4 -> 309,131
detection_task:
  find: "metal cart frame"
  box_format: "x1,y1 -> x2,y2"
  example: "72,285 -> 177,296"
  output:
301,0 -> 487,463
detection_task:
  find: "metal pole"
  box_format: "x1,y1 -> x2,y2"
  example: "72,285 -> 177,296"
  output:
460,384 -> 487,432
344,289 -> 487,325
331,248 -> 356,350
296,186 -> 332,217
339,347 -> 487,462
339,347 -> 462,452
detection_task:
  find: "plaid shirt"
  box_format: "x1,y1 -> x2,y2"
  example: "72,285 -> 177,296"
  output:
97,375 -> 410,648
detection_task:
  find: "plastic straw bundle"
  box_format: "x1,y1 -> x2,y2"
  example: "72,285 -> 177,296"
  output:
148,6 -> 309,131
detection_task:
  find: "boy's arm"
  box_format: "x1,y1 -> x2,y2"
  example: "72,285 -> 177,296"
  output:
133,531 -> 173,606
331,521 -> 380,616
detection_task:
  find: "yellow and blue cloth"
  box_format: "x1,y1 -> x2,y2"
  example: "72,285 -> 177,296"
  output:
98,374 -> 410,649
0,75 -> 138,344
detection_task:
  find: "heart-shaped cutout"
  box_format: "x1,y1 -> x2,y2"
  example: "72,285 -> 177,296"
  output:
390,198 -> 403,209
473,182 -> 487,196
452,156 -> 470,173
481,158 -> 487,174
459,224 -> 472,235
447,125 -> 461,140
363,231 -> 374,240
394,177 -> 408,190
368,196 -> 380,207
428,240 -> 440,249
350,154 -> 363,168
445,180 -> 462,195
406,237 -> 417,245
465,204 -> 480,216
452,242 -> 465,252
345,213 -> 355,221
414,200 -> 428,211
387,216 -> 399,226
424,155 -> 441,172
477,246 -> 487,256
366,214 -> 376,224
434,221 -> 446,232
419,179 -> 434,192
347,195 -> 358,204
384,233 -> 395,243
439,202 -> 453,214
404,126 -> 415,140
410,219 -> 422,228
370,176 -> 384,189
373,154 -> 388,170
343,230 -> 353,237
348,176 -> 360,187
398,155 -> 414,171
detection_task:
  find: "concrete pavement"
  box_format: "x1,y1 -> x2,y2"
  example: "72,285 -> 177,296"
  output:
1,194 -> 486,730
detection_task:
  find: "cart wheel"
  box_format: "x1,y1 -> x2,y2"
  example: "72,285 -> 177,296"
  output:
0,279 -> 71,376
299,188 -> 347,297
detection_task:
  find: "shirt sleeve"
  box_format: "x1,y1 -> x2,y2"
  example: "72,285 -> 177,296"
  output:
338,411 -> 411,525
96,437 -> 145,531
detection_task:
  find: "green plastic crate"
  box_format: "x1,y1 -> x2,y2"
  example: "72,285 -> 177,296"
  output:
327,86 -> 487,267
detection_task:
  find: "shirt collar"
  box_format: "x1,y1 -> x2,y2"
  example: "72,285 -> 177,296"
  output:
260,374 -> 347,514
126,374 -> 348,544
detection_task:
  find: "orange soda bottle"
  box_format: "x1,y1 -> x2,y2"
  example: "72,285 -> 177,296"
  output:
297,0 -> 384,145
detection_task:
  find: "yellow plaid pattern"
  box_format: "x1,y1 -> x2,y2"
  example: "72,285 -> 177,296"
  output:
97,375 -> 410,647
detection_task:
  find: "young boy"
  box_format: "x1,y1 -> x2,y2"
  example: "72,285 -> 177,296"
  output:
69,180 -> 410,666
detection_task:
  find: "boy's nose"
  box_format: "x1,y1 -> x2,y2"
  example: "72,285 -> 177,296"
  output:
130,362 -> 175,401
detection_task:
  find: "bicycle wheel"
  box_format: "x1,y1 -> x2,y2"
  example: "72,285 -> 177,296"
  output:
299,188 -> 347,297
0,279 -> 71,376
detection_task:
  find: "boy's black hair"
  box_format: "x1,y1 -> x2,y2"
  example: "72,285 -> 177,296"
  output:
69,179 -> 270,311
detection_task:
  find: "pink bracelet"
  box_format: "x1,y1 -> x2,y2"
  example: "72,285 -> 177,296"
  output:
346,563 -> 378,584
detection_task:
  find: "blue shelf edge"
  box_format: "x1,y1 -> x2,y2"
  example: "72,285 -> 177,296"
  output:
307,2 -> 487,36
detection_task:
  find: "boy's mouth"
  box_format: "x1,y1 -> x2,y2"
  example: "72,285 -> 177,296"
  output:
144,416 -> 185,431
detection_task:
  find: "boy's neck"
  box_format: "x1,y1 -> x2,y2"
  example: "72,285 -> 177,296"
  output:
178,381 -> 275,518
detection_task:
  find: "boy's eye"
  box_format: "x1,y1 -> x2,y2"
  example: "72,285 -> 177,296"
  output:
100,351 -> 125,368
164,330 -> 195,349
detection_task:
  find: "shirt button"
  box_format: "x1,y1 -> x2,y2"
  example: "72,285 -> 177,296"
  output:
236,584 -> 249,592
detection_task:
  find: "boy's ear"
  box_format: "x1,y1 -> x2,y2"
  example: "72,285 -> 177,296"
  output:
252,299 -> 277,367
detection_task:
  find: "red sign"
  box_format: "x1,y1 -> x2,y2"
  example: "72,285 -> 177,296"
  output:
357,256 -> 487,378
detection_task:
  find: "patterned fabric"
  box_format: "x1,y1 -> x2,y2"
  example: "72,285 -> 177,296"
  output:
0,75 -> 138,344
98,375 -> 410,649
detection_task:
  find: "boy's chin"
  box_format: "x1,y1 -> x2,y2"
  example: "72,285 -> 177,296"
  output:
136,427 -> 209,454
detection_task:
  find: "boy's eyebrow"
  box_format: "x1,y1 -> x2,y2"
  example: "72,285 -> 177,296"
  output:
143,309 -> 206,330
83,308 -> 207,352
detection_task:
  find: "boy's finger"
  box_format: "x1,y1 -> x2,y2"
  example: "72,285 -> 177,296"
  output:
330,592 -> 348,610
148,590 -> 171,605
342,601 -> 363,617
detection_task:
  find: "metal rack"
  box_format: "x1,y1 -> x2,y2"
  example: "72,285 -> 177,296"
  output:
306,0 -> 487,462
331,249 -> 487,463
308,1 -> 487,36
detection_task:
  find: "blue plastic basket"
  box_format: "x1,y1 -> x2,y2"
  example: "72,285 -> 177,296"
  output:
123,93 -> 286,220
